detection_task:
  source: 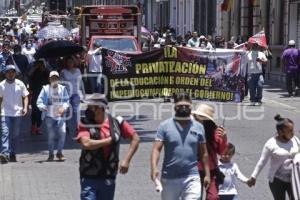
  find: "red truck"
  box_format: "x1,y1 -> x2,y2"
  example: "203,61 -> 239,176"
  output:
80,5 -> 142,53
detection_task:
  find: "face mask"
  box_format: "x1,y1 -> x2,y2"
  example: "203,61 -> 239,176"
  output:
85,109 -> 96,122
175,106 -> 191,120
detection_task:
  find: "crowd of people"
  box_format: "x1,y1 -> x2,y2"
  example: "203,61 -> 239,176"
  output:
151,93 -> 300,200
0,16 -> 300,200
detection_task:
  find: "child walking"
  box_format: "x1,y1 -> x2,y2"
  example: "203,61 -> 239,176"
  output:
218,143 -> 248,200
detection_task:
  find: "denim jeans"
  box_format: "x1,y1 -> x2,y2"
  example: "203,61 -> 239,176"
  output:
88,73 -> 103,94
286,72 -> 299,95
161,175 -> 201,200
44,117 -> 66,155
80,177 -> 116,200
0,116 -> 22,156
219,195 -> 238,200
67,94 -> 80,136
248,73 -> 264,102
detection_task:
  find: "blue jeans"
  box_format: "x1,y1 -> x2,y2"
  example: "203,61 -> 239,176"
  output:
44,117 -> 66,155
80,177 -> 116,200
248,73 -> 264,102
88,73 -> 103,93
0,116 -> 22,156
219,195 -> 238,200
67,94 -> 80,136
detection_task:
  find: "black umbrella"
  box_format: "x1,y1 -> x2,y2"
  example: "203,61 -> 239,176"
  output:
35,40 -> 84,59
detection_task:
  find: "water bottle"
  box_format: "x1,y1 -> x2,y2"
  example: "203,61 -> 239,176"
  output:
154,178 -> 163,193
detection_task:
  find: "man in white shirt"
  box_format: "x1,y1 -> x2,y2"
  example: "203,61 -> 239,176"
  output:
86,41 -> 103,93
0,65 -> 29,163
36,71 -> 69,161
22,42 -> 36,64
246,42 -> 268,106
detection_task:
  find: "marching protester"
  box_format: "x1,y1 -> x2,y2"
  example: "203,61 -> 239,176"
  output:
60,56 -> 84,137
0,65 -> 29,163
192,104 -> 228,200
6,44 -> 29,84
86,41 -> 103,93
22,41 -> 36,64
36,71 -> 69,161
247,114 -> 300,200
187,31 -> 200,48
282,40 -> 300,97
28,59 -> 49,135
246,42 -> 268,106
151,93 -> 210,200
76,94 -> 139,200
218,143 -> 248,200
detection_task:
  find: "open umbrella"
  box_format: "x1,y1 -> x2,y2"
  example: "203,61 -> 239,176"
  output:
37,24 -> 71,39
35,40 -> 84,59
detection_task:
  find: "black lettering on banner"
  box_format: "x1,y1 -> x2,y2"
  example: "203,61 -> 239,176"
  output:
102,47 -> 246,102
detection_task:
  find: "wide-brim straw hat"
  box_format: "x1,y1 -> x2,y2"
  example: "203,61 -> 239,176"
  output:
192,104 -> 215,123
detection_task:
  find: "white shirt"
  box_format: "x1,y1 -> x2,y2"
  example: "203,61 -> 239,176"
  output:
206,42 -> 214,50
251,136 -> 300,182
87,48 -> 102,73
246,50 -> 267,74
0,79 -> 29,116
218,161 -> 248,195
61,68 -> 82,95
22,47 -> 36,63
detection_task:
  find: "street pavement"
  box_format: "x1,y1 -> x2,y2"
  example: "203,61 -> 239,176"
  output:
1,81 -> 300,200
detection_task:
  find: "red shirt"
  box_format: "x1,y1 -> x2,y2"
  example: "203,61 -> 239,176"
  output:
77,117 -> 136,159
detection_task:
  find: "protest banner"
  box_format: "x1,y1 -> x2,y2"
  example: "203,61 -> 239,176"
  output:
102,46 -> 247,102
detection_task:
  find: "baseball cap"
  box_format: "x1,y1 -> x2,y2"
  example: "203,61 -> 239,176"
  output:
49,71 -> 59,78
289,40 -> 296,46
82,93 -> 108,108
5,65 -> 16,72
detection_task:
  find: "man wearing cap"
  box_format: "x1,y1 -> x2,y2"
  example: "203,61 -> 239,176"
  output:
246,42 -> 268,106
151,93 -> 210,200
86,41 -> 103,93
77,94 -> 140,200
0,65 -> 29,163
37,71 -> 69,161
282,40 -> 300,97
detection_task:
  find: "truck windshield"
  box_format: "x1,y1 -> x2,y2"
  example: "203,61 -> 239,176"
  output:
95,38 -> 137,52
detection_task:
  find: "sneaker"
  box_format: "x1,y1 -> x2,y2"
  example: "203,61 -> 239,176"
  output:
36,127 -> 42,135
0,154 -> 9,164
250,102 -> 256,106
31,125 -> 37,135
9,154 -> 17,162
56,153 -> 65,161
163,98 -> 171,103
47,154 -> 54,162
257,101 -> 263,106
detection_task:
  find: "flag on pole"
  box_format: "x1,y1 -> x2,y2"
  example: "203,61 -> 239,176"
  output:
248,30 -> 268,49
221,0 -> 233,12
